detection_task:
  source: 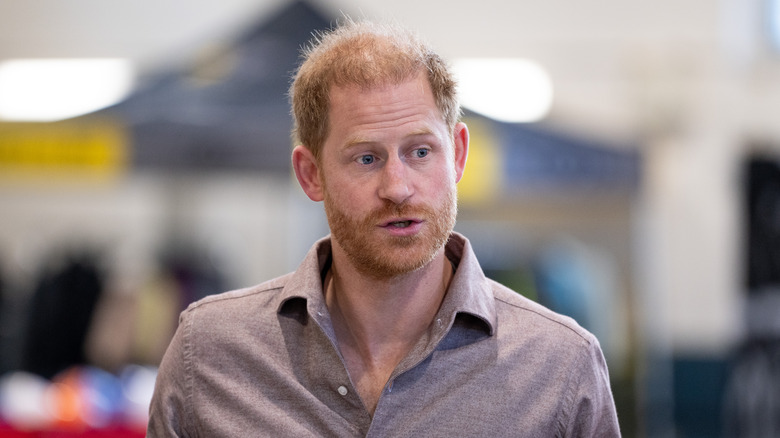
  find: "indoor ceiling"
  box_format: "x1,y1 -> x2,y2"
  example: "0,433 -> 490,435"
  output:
0,0 -> 770,142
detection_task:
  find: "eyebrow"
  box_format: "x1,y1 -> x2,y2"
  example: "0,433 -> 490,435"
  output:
342,128 -> 439,150
343,135 -> 374,149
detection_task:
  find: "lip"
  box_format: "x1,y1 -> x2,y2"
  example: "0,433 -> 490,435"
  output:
378,218 -> 424,236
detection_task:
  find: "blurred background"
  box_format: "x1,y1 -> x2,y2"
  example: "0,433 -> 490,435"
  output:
0,0 -> 779,436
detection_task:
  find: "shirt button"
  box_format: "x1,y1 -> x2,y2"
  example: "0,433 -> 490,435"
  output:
337,385 -> 348,396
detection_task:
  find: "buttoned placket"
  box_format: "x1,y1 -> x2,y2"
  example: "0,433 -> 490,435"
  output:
307,298 -> 376,433
304,257 -> 461,433
364,313 -> 456,437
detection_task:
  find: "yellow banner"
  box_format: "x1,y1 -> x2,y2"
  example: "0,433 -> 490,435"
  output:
457,117 -> 502,204
0,118 -> 128,181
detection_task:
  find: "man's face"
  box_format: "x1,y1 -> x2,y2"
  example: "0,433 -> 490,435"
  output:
318,72 -> 467,279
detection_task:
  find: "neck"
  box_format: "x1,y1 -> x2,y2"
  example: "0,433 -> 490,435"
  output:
323,244 -> 453,414
325,247 -> 452,349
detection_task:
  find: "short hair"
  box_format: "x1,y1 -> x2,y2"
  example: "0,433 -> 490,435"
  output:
289,19 -> 461,162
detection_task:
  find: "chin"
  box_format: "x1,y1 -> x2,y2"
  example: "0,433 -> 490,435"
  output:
346,233 -> 446,280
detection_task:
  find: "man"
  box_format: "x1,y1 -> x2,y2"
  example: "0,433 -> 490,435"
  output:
147,19 -> 621,437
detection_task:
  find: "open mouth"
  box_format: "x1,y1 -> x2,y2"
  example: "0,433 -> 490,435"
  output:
389,220 -> 413,228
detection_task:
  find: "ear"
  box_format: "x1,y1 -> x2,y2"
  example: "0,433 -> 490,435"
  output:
452,122 -> 469,183
292,145 -> 324,202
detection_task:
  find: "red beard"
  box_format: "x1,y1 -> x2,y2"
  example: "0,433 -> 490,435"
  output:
324,188 -> 457,280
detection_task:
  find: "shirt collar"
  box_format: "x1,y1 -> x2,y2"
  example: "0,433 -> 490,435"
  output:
276,236 -> 332,329
277,232 -> 497,336
441,232 -> 497,335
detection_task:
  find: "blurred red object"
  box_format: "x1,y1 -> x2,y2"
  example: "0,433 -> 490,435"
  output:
0,423 -> 145,438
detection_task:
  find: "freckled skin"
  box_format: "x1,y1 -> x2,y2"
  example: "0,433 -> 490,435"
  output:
318,72 -> 462,278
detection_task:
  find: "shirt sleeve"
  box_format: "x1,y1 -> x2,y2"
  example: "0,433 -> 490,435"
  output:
560,336 -> 622,437
147,310 -> 194,438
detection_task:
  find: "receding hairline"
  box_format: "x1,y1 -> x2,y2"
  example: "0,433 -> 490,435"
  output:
289,18 -> 461,160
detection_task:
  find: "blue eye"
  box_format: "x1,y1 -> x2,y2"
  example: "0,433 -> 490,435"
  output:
359,155 -> 375,165
414,148 -> 429,158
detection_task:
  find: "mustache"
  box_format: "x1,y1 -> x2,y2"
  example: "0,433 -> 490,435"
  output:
363,201 -> 436,224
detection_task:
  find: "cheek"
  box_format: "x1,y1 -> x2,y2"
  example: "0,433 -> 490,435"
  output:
324,177 -> 372,208
428,164 -> 458,188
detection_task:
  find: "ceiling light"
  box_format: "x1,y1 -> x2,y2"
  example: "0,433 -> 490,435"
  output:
769,0 -> 780,51
0,58 -> 134,122
453,58 -> 553,123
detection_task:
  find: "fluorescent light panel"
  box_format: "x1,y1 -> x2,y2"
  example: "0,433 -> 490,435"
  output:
453,58 -> 553,123
0,58 -> 134,122
770,0 -> 780,51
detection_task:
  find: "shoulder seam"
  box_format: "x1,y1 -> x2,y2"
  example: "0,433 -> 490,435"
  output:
493,294 -> 593,344
181,308 -> 196,434
558,339 -> 591,435
186,281 -> 288,312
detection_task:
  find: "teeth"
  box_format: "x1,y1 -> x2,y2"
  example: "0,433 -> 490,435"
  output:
391,221 -> 411,228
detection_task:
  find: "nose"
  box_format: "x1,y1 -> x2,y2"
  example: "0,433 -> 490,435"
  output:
377,156 -> 413,205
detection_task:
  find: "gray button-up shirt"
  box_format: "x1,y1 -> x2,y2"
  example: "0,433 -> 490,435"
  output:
147,233 -> 620,437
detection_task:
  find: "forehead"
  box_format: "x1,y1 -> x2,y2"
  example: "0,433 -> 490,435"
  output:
325,73 -> 445,143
